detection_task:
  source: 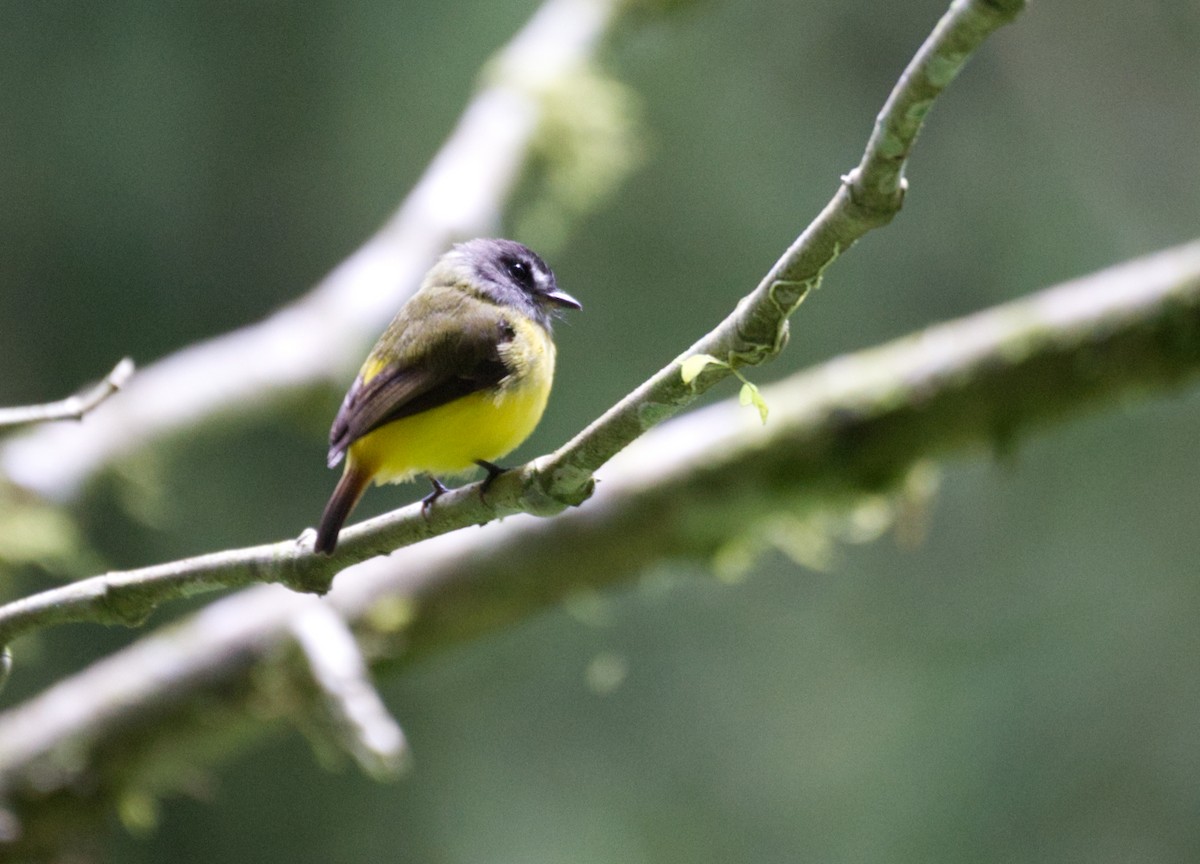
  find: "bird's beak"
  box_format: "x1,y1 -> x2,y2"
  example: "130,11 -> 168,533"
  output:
545,289 -> 582,311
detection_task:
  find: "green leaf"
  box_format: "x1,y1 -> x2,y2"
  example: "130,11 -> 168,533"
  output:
739,381 -> 769,424
680,353 -> 724,384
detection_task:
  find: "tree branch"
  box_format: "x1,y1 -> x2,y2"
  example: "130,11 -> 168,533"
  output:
287,597 -> 408,779
528,0 -> 1027,493
0,359 -> 133,430
2,238 -> 1199,848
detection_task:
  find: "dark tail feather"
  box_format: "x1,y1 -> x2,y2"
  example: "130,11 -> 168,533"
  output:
315,466 -> 370,555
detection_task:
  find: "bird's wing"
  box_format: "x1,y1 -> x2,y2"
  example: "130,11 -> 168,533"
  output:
327,306 -> 512,468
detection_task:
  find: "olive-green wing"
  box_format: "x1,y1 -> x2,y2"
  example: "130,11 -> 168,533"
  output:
327,304 -> 512,468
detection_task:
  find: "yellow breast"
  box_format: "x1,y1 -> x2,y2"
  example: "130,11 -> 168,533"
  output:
348,319 -> 557,485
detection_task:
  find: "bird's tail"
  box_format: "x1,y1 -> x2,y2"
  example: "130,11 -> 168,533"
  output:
315,464 -> 370,555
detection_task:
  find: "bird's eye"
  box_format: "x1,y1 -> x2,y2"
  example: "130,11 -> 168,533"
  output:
504,257 -> 535,289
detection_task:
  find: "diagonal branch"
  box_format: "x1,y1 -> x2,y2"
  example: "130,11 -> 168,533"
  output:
533,0 -> 1028,494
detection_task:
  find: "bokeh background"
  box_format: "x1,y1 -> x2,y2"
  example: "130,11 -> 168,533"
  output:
3,0 -> 1200,860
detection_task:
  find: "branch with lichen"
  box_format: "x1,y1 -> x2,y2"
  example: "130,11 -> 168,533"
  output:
2,237 -> 1200,854
0,0 -> 1027,664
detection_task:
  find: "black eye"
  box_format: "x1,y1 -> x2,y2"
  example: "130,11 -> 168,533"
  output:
504,257 -> 535,289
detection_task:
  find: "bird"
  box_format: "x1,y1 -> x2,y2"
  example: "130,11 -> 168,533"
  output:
314,238 -> 581,554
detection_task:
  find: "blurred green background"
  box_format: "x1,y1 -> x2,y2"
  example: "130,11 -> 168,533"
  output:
3,0 -> 1200,860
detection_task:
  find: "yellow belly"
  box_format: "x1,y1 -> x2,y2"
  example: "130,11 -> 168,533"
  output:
348,326 -> 556,485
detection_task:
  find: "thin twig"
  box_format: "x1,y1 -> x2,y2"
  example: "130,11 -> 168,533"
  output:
0,359 -> 134,430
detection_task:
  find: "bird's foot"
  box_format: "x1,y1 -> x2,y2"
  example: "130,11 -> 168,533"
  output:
421,476 -> 450,518
475,460 -> 507,499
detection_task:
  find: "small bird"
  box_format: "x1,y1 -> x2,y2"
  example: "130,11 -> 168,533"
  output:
314,238 -> 581,554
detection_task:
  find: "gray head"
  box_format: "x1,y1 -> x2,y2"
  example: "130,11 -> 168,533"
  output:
436,238 -> 581,329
